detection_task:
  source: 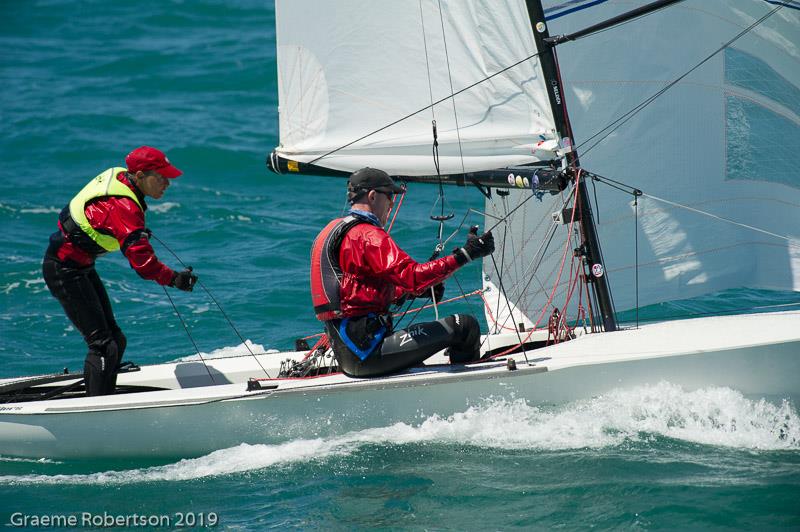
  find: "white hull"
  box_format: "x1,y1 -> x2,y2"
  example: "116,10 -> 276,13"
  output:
1,312 -> 798,459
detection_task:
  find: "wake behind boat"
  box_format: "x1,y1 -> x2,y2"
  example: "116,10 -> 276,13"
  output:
3,0 -> 799,459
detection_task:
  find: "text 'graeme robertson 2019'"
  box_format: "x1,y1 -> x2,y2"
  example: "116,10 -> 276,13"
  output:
8,512 -> 219,528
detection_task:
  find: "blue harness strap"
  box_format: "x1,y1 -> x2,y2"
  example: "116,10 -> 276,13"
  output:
338,314 -> 387,361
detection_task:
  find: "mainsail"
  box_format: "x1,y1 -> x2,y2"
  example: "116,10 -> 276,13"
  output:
273,0 -> 559,176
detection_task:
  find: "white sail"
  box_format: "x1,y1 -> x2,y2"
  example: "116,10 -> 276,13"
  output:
484,0 -> 800,326
274,0 -> 559,175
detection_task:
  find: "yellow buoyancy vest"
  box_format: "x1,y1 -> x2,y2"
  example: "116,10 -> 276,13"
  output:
67,167 -> 143,252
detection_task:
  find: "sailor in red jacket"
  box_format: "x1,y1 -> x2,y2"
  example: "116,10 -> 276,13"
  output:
42,146 -> 198,396
311,167 -> 495,378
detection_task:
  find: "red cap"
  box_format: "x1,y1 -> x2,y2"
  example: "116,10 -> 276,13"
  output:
125,146 -> 182,178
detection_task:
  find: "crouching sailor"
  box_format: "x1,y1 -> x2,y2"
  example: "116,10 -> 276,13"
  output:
42,146 -> 198,396
311,167 -> 495,378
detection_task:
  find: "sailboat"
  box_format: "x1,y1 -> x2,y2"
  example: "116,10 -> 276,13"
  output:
1,0 -> 798,460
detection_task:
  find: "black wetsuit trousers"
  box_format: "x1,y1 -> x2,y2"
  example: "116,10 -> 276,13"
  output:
42,253 -> 126,396
327,313 -> 481,378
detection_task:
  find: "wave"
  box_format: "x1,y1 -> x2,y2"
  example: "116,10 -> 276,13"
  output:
1,382 -> 796,485
170,340 -> 277,362
148,202 -> 180,214
18,206 -> 60,214
0,457 -> 59,464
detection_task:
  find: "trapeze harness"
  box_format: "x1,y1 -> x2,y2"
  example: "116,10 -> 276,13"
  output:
310,212 -> 481,378
310,214 -> 388,360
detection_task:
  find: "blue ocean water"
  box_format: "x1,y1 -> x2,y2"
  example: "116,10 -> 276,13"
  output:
1,1 -> 799,530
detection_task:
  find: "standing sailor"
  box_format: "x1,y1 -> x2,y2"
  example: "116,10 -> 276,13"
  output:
43,146 -> 198,396
311,167 -> 495,378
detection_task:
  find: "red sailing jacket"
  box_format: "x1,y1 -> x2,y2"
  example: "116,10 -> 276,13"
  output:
337,222 -> 459,317
52,173 -> 175,285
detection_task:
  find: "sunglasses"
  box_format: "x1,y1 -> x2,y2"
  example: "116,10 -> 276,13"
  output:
374,189 -> 395,202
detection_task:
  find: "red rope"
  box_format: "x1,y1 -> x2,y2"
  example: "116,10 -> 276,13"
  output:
479,290 -> 522,332
301,334 -> 329,361
393,289 -> 483,317
486,170 -> 583,359
386,191 -> 406,233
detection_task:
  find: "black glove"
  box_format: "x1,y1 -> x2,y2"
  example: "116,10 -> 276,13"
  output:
453,226 -> 495,265
171,267 -> 198,292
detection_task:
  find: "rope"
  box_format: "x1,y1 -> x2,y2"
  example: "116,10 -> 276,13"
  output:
161,286 -> 216,384
490,253 -> 530,363
393,289 -> 484,317
485,174 -> 583,358
150,233 -> 272,378
642,193 -> 799,246
306,50 -> 545,166
622,301 -> 800,324
386,189 -> 406,233
437,0 -> 467,177
634,193 -> 640,328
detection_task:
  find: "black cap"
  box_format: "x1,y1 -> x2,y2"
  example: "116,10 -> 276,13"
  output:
348,167 -> 404,196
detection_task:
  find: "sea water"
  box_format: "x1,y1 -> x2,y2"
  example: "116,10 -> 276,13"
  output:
1,1 -> 799,529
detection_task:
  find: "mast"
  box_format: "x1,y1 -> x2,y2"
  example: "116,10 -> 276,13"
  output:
523,0 -> 618,332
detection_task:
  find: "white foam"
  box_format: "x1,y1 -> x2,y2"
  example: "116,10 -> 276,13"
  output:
171,340 -> 277,362
1,282 -> 20,295
19,206 -> 60,214
1,383 -> 796,485
149,202 -> 180,213
0,457 -> 59,464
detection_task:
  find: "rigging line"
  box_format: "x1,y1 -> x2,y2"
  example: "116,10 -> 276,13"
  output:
572,170 -> 620,319
419,0 -> 436,122
642,193 -> 798,245
484,192 -> 537,234
394,289 -> 483,317
490,254 -> 530,364
584,171 -> 639,193
437,0 -> 467,177
634,194 -> 640,329
306,50 -> 544,166
590,171 -> 600,224
392,206 -> 474,332
468,208 -> 504,222
391,297 -> 418,332
574,4 -> 783,157
441,208 -> 474,249
149,233 -> 272,378
517,177 -> 582,333
405,263 -> 477,330
494,219 -> 560,333
500,192 -> 523,304
494,200 -> 511,334
420,0 -> 449,249
450,272 -> 482,317
491,192 -> 563,290
588,175 -> 639,196
493,191 -> 571,305
621,301 -> 800,324
162,286 -> 216,385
